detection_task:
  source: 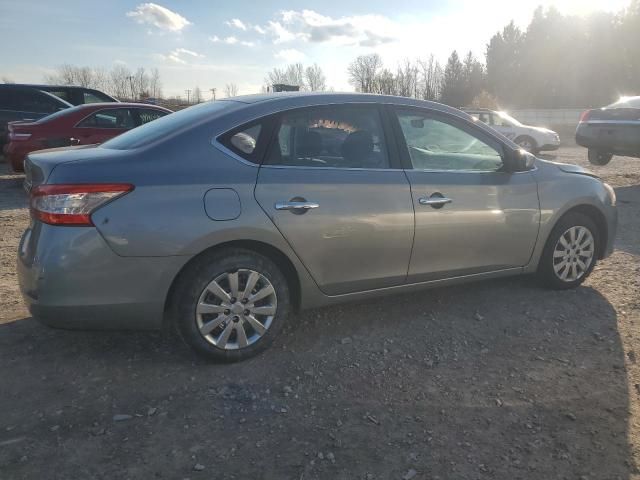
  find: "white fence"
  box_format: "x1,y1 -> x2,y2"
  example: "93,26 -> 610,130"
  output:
508,108 -> 586,129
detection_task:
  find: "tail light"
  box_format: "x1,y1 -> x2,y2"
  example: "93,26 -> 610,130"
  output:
30,184 -> 134,226
9,132 -> 32,141
579,110 -> 591,122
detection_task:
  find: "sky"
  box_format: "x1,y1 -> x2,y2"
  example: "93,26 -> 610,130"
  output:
0,0 -> 633,98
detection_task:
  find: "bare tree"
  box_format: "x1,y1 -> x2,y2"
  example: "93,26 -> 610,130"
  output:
417,55 -> 443,101
109,65 -> 132,99
305,64 -> 326,91
347,54 -> 382,93
149,68 -> 162,98
266,63 -> 306,90
224,83 -> 239,97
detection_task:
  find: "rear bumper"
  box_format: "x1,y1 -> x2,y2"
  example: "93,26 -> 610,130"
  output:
576,123 -> 640,157
3,142 -> 30,172
17,223 -> 189,330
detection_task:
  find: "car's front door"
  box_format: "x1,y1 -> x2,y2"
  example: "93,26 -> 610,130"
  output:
391,107 -> 540,282
254,104 -> 414,295
73,108 -> 134,144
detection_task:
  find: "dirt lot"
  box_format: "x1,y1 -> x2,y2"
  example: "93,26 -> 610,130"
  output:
1,147 -> 639,480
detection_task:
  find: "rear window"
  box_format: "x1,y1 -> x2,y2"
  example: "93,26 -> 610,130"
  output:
102,100 -> 238,150
35,104 -> 83,123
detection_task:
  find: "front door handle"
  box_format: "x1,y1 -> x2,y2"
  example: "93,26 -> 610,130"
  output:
275,200 -> 319,213
418,195 -> 453,208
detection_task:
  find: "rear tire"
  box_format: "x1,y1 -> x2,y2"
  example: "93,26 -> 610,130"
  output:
588,149 -> 613,166
537,212 -> 600,290
170,248 -> 291,362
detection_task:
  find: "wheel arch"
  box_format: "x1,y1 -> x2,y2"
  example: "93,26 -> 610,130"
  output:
549,204 -> 608,259
163,239 -> 302,326
514,134 -> 537,150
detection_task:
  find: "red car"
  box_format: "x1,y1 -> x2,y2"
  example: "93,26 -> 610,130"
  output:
4,102 -> 172,172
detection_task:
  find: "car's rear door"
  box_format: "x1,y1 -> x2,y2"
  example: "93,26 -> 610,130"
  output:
390,106 -> 540,282
254,103 -> 414,295
73,107 -> 135,144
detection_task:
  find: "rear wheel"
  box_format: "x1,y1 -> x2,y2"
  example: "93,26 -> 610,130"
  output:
515,135 -> 537,153
171,248 -> 290,361
588,149 -> 613,166
537,212 -> 599,289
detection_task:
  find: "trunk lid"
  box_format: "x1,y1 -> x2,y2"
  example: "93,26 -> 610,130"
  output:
585,107 -> 640,123
23,145 -> 108,192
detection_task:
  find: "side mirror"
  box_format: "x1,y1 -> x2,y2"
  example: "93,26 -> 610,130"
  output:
513,149 -> 536,172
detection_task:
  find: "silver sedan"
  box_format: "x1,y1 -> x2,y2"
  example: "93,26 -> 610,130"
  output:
18,93 -> 617,361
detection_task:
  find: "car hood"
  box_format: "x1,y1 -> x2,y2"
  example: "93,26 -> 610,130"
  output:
528,126 -> 557,135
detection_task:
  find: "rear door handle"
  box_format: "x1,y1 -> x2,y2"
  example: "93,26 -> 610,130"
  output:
275,201 -> 319,211
418,196 -> 453,208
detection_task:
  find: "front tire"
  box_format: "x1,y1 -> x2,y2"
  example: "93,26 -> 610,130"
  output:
515,135 -> 537,153
537,212 -> 600,290
171,248 -> 291,362
588,149 -> 613,166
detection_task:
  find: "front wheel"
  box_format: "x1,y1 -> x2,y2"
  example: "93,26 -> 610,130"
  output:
588,149 -> 613,166
515,135 -> 537,153
537,213 -> 600,290
171,248 -> 291,362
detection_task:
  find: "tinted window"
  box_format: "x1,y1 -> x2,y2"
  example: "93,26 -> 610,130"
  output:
228,124 -> 262,155
78,108 -> 135,129
48,90 -> 72,103
1,90 -> 61,113
265,105 -> 389,169
103,100 -> 238,150
83,91 -> 112,103
137,108 -> 168,125
396,110 -> 503,172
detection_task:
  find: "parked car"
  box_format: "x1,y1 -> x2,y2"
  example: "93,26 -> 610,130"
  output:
18,93 -> 617,362
0,84 -> 118,151
463,108 -> 561,153
4,103 -> 171,172
576,96 -> 640,165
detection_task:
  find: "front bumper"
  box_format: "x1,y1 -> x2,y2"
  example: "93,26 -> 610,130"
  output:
17,222 -> 189,330
603,202 -> 618,259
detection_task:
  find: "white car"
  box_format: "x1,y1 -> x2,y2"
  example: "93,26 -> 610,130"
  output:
464,108 -> 560,153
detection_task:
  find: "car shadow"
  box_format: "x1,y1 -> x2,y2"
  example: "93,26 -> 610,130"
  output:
0,276 -> 634,479
0,166 -> 27,212
615,185 -> 640,256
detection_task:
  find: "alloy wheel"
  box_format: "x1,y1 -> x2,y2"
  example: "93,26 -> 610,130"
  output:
552,226 -> 595,282
195,269 -> 277,349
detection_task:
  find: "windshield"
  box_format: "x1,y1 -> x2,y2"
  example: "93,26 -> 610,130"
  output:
607,96 -> 640,108
496,111 -> 523,127
101,100 -> 239,150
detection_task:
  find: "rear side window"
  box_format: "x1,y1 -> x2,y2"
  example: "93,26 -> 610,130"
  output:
264,105 -> 390,169
137,108 -> 168,125
218,123 -> 264,163
77,108 -> 135,129
83,91 -> 114,103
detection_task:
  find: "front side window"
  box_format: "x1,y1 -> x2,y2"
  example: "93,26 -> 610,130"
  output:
78,108 -> 135,129
137,108 -> 168,125
265,105 -> 389,169
396,110 -> 503,172
83,91 -> 107,104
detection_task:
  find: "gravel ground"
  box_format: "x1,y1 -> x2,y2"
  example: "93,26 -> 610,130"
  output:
0,147 -> 639,480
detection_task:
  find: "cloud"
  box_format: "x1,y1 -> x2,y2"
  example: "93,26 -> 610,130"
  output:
127,3 -> 191,32
159,47 -> 204,64
226,18 -> 247,31
250,10 -> 397,47
211,35 -> 255,47
274,48 -> 306,63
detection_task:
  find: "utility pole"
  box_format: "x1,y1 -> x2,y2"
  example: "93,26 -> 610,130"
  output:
210,88 -> 216,101
127,75 -> 135,100
184,89 -> 191,104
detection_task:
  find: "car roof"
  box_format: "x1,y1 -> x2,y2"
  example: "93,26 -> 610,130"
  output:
71,102 -> 171,109
0,83 -> 105,92
219,92 -> 469,118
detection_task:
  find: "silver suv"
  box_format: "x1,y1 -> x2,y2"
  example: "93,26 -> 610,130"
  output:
18,93 -> 617,361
